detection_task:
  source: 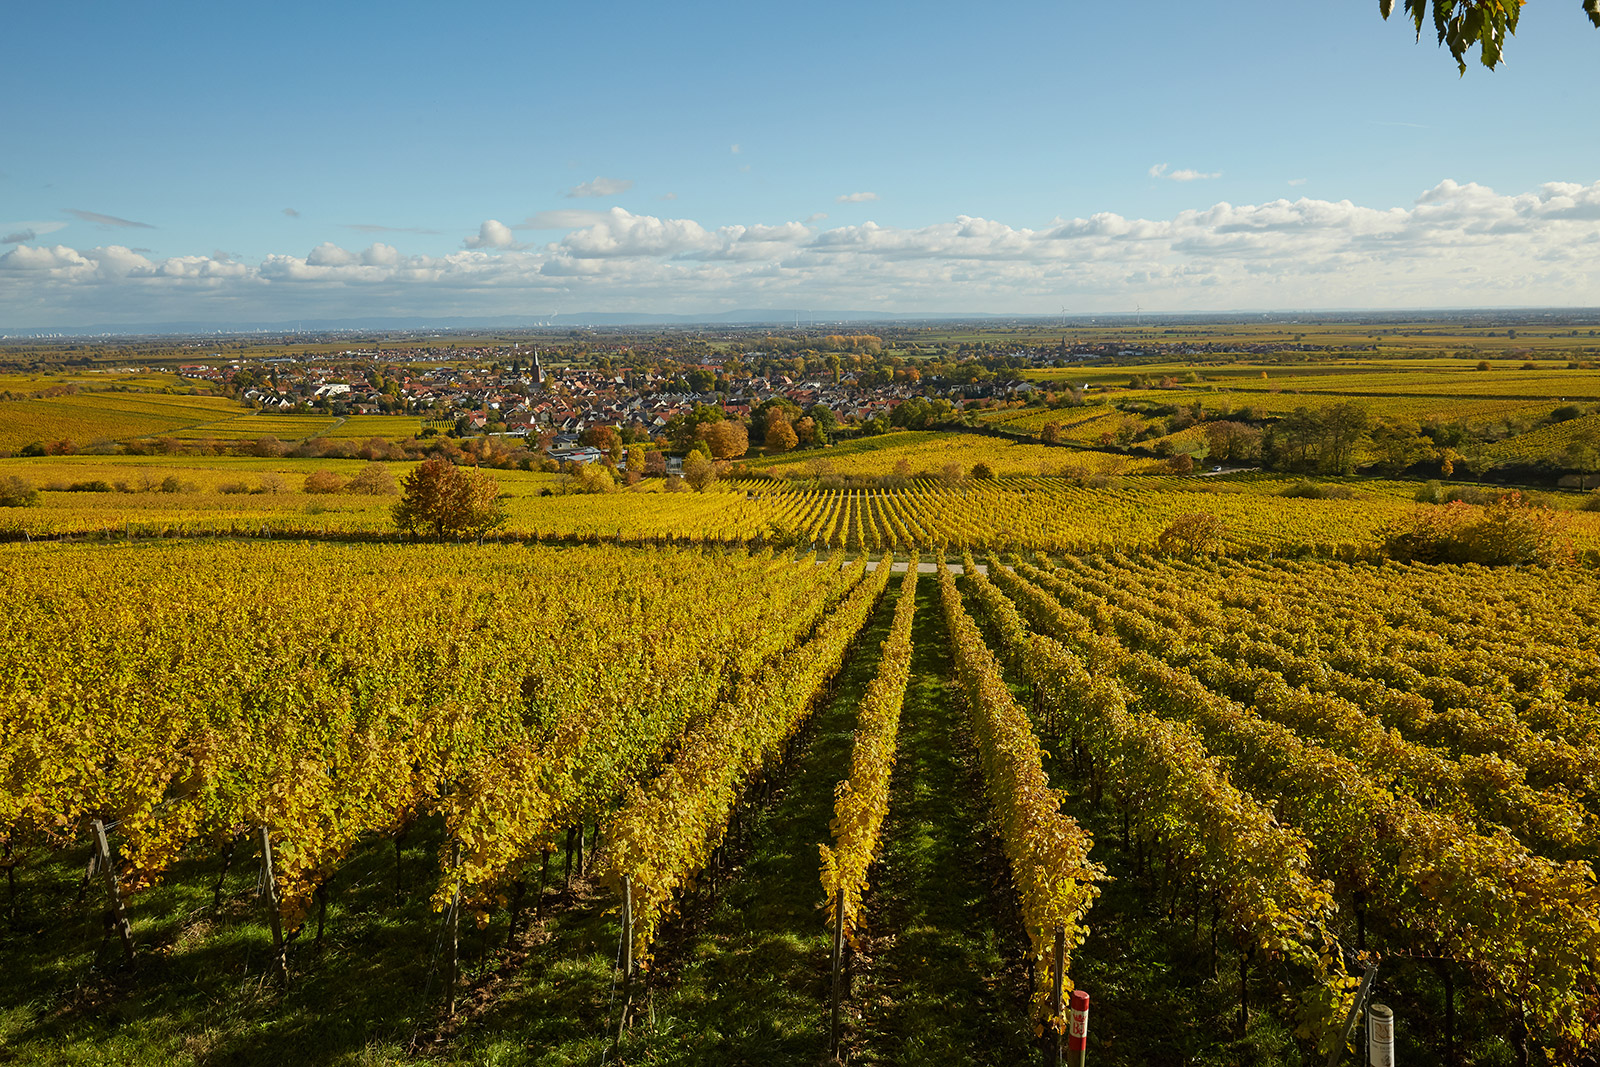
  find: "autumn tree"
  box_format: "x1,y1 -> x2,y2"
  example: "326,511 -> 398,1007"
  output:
699,419 -> 749,460
765,414 -> 799,453
393,457 -> 507,541
1156,513 -> 1226,557
683,450 -> 716,491
303,470 -> 347,494
345,463 -> 399,496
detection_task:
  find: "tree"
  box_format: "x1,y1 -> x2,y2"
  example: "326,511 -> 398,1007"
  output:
1040,421 -> 1063,445
1156,513 -> 1226,557
393,457 -> 507,541
699,419 -> 748,460
303,470 -> 348,494
683,450 -> 716,491
765,414 -> 799,453
1381,0 -> 1598,73
579,424 -> 619,453
0,475 -> 38,507
346,463 -> 399,495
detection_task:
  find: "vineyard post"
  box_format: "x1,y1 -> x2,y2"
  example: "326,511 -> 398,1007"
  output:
1068,989 -> 1090,1067
1326,957 -> 1378,1067
828,885 -> 845,1059
445,886 -> 460,1015
91,818 -> 134,962
617,875 -> 635,1047
258,826 -> 288,982
1367,1003 -> 1394,1067
1044,926 -> 1066,1067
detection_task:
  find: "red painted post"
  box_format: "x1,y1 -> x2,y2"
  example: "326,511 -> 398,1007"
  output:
1068,990 -> 1090,1067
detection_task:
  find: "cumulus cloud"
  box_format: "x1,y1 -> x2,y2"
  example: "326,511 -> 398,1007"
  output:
660,192 -> 678,201
67,208 -> 155,229
463,219 -> 517,249
836,192 -> 879,203
567,177 -> 634,199
283,207 -> 301,217
1150,164 -> 1221,182
1288,178 -> 1308,187
556,207 -> 714,258
3,230 -> 35,244
730,144 -> 741,154
8,179 -> 1600,326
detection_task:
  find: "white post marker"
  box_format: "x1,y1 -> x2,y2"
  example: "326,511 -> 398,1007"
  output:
1068,990 -> 1090,1067
1368,1003 -> 1395,1067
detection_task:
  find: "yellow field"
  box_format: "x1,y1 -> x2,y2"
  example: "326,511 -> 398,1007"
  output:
0,394 -> 244,451
743,430 -> 1160,478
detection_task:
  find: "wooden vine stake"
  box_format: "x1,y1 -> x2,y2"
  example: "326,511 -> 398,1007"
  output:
828,886 -> 845,1060
446,886 -> 460,1015
1043,926 -> 1065,1067
615,875 -> 635,1053
91,818 -> 134,962
257,826 -> 288,983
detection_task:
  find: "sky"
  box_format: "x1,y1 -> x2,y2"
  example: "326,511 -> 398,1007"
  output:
2,0 -> 1599,329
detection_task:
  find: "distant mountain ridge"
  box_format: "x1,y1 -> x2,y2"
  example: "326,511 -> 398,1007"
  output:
0,309 -> 1012,339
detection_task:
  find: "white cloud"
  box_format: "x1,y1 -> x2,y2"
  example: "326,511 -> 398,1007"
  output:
306,242 -> 360,267
1151,163 -> 1221,182
363,242 -> 401,266
660,192 -> 678,201
730,144 -> 741,154
566,177 -> 635,199
836,192 -> 879,203
1288,178 -> 1308,187
8,179 -> 1600,325
556,207 -> 715,258
283,207 -> 301,218
463,219 -> 516,249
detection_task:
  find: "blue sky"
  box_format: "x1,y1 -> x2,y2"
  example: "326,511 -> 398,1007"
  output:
3,0 -> 1598,327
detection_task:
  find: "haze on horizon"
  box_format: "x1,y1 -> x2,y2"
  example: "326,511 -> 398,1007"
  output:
3,0 -> 1598,330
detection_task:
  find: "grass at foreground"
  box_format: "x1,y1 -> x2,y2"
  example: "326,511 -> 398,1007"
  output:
846,580 -> 1036,1066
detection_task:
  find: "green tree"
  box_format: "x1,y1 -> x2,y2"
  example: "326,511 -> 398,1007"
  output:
393,457 -> 507,541
1381,0 -> 1598,73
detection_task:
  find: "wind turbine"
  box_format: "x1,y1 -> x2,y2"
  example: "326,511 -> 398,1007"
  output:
1135,304 -> 1144,328
1059,305 -> 1069,327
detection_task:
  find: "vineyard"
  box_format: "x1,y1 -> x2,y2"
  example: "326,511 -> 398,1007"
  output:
1,537 -> 1598,1066
9,457 -> 1600,561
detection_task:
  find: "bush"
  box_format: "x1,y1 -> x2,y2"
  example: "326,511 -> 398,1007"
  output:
1382,493 -> 1570,566
303,470 -> 348,494
0,475 -> 39,507
65,480 -> 113,493
254,473 -> 288,495
252,436 -> 289,458
1582,490 -> 1600,512
1282,480 -> 1358,500
1156,513 -> 1226,557
344,463 -> 398,495
218,480 -> 252,495
970,462 -> 996,480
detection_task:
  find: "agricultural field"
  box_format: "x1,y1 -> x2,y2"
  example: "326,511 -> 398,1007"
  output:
3,539 -> 1598,1066
0,393 -> 244,452
745,429 -> 1163,478
5,452 -> 1600,559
